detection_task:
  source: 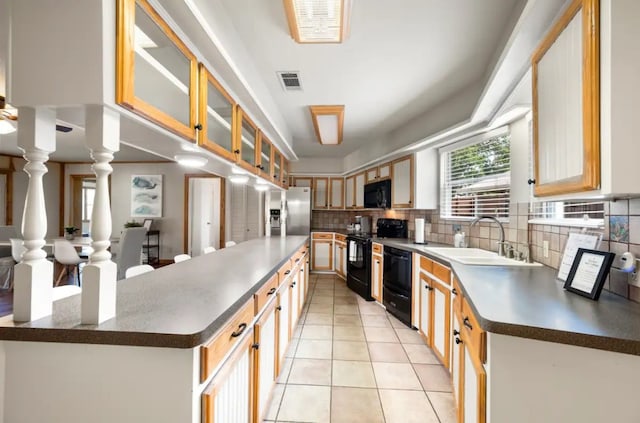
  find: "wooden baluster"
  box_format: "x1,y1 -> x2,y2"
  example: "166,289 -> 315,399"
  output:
13,107 -> 55,322
81,106 -> 119,324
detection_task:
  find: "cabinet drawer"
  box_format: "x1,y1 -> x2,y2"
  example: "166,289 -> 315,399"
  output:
335,234 -> 347,242
432,261 -> 451,286
312,233 -> 333,240
278,261 -> 293,284
254,273 -> 279,315
372,243 -> 383,254
461,297 -> 486,363
420,256 -> 433,273
201,298 -> 255,382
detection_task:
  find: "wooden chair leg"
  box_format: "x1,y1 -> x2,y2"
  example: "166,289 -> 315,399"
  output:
55,265 -> 66,287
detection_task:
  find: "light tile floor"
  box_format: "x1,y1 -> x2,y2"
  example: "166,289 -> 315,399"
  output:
264,274 -> 456,423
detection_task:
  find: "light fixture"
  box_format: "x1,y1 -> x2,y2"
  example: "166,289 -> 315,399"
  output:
229,174 -> 250,184
489,105 -> 531,129
174,154 -> 207,168
254,183 -> 269,192
283,0 -> 352,43
0,118 -> 16,135
309,105 -> 344,145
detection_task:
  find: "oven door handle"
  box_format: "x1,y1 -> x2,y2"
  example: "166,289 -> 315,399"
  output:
382,282 -> 410,299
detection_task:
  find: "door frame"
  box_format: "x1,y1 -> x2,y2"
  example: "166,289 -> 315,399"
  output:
183,174 -> 226,253
69,174 -> 110,235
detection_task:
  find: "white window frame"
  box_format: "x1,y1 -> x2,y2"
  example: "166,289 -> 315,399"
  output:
439,127 -> 511,221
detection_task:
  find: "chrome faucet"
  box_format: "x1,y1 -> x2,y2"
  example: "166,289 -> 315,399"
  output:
470,215 -> 508,257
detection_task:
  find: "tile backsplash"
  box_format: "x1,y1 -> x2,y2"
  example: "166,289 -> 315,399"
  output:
312,199 -> 640,303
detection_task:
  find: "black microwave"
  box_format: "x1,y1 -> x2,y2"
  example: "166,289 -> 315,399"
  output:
364,179 -> 391,209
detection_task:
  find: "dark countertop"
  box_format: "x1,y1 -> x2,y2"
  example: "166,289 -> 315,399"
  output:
373,238 -> 640,356
0,236 -> 309,349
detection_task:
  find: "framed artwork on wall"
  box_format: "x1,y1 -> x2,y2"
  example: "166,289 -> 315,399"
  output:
131,175 -> 163,218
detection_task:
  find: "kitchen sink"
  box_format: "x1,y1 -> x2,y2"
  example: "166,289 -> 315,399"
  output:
424,247 -> 543,267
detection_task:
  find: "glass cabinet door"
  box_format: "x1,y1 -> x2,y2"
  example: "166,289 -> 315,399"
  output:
273,149 -> 282,183
198,64 -> 235,162
117,0 -> 197,141
259,136 -> 272,179
236,108 -> 258,172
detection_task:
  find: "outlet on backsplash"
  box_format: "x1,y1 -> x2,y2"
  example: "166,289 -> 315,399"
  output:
452,224 -> 461,233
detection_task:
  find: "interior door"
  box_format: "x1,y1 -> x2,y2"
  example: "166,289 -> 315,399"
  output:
189,178 -> 221,255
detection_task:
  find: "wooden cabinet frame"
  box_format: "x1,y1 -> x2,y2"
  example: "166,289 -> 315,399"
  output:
391,155 -> 414,208
257,134 -> 273,181
532,0 -> 600,196
313,177 -> 329,209
116,0 -> 198,141
234,107 -> 260,173
329,177 -> 345,209
198,63 -> 237,162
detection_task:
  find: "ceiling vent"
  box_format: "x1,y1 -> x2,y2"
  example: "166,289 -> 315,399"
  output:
277,71 -> 303,91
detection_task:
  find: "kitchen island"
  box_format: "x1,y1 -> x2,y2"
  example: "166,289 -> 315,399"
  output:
0,236 -> 309,423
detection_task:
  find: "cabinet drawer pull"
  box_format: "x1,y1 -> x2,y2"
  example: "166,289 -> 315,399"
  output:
284,270 -> 291,275
231,323 -> 248,338
291,282 -> 296,287
453,329 -> 460,336
424,284 -> 433,291
267,287 -> 276,295
252,343 -> 260,350
295,258 -> 300,262
527,178 -> 536,185
276,305 -> 282,311
234,149 -> 240,154
463,317 -> 473,331
452,288 -> 458,295
455,337 -> 462,345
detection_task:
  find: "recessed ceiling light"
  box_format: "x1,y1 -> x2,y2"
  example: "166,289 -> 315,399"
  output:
309,105 -> 344,145
283,0 -> 352,43
174,154 -> 207,167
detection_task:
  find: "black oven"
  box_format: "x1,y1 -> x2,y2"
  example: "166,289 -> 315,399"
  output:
346,235 -> 372,301
383,246 -> 412,327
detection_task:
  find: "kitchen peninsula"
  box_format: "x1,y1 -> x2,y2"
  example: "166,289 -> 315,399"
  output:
0,236 -> 309,423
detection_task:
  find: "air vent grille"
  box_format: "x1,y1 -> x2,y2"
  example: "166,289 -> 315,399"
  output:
277,71 -> 303,91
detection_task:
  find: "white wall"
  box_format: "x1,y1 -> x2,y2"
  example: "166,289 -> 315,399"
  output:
289,157 -> 344,175
65,162 -> 206,260
508,114 -> 533,204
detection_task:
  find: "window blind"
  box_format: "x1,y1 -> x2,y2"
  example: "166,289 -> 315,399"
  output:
440,134 -> 511,219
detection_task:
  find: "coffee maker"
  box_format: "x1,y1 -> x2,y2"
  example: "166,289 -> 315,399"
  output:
354,215 -> 372,234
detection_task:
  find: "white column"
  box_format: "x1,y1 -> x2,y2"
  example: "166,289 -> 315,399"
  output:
13,107 -> 56,322
81,105 -> 120,325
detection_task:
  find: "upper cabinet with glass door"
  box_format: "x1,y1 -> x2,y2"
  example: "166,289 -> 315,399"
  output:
234,108 -> 259,173
257,135 -> 272,181
116,0 -> 197,141
198,64 -> 236,162
531,0 -> 599,197
273,149 -> 282,185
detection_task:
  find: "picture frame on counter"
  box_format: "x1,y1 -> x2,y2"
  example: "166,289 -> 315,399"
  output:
563,248 -> 615,301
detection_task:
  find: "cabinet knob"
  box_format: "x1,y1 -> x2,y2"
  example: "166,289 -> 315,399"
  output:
376,260 -> 380,264
284,270 -> 291,275
291,282 -> 296,287
452,288 -> 458,295
252,343 -> 260,350
453,329 -> 460,336
276,305 -> 282,311
234,149 -> 240,154
267,287 -> 276,296
455,337 -> 462,345
527,178 -> 536,185
424,284 -> 432,291
194,123 -> 203,130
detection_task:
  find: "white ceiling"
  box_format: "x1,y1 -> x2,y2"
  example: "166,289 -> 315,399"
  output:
216,0 -> 524,158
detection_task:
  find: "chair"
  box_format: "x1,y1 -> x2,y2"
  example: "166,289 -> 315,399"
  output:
225,241 -> 237,247
174,254 -> 191,263
125,264 -> 154,278
203,246 -> 216,254
54,240 -> 86,287
113,227 -> 148,280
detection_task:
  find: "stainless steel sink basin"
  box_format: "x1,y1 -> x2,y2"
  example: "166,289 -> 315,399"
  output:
423,247 -> 543,267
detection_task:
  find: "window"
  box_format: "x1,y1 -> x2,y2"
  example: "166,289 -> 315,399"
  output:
82,179 -> 96,235
529,200 -> 604,228
440,132 -> 510,219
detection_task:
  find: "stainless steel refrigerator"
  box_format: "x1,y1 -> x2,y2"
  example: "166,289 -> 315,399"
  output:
271,187 -> 311,236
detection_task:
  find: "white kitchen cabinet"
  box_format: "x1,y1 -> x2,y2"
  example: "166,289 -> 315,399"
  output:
365,167 -> 378,183
254,302 -> 277,423
276,285 -> 291,375
345,175 -> 355,208
292,176 -> 313,187
452,308 -> 462,413
202,329 -> 255,423
313,177 -> 329,209
391,155 -> 413,208
297,258 -> 307,315
311,237 -> 333,271
334,240 -> 346,279
378,162 -> 391,179
419,273 -> 433,345
432,280 -> 451,370
460,328 -> 486,423
329,177 -> 344,209
355,173 -> 365,208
